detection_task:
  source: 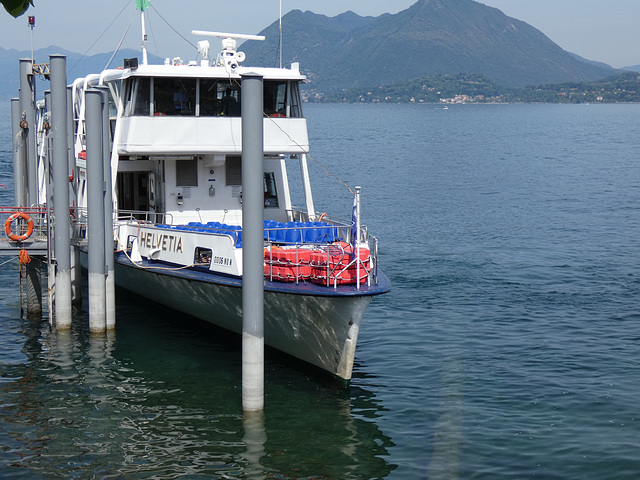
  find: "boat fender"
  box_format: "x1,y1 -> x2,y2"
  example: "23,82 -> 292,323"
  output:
5,212 -> 34,242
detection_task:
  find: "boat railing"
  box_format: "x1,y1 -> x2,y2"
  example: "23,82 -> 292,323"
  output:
116,210 -> 174,225
116,217 -> 379,287
262,222 -> 379,288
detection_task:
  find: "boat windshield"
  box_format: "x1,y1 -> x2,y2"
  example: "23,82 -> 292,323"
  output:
123,77 -> 303,118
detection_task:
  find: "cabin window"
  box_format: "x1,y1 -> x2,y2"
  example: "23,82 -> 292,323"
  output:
264,172 -> 279,208
176,158 -> 198,186
194,247 -> 212,267
154,78 -> 196,116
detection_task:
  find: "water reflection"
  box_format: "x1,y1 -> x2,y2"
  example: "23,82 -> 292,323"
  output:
242,411 -> 267,480
0,291 -> 396,479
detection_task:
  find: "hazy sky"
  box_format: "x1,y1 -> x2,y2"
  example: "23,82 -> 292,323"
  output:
1,0 -> 639,68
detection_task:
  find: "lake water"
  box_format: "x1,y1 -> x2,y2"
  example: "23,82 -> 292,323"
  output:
1,102 -> 640,479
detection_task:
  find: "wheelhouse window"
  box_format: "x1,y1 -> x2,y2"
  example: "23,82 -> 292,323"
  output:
123,77 -> 303,118
154,78 -> 196,116
200,80 -> 241,117
264,81 -> 287,117
264,81 -> 303,118
123,78 -> 150,116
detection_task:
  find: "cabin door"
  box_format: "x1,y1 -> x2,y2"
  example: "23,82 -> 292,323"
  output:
117,172 -> 149,213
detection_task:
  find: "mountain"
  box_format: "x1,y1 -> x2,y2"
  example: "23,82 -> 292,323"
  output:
241,0 -> 616,93
0,46 -> 162,101
0,0 -> 618,103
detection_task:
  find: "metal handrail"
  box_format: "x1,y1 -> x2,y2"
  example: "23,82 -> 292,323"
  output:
0,206 -> 49,241
116,210 -> 174,225
263,228 -> 379,287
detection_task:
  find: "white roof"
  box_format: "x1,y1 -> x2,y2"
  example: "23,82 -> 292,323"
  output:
98,63 -> 305,84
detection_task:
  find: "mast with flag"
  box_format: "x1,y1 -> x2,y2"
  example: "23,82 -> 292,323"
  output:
351,186 -> 362,290
136,0 -> 150,65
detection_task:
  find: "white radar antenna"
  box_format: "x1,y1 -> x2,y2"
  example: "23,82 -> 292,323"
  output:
192,31 -> 265,73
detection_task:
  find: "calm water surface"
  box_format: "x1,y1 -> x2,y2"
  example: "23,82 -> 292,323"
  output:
1,102 -> 640,479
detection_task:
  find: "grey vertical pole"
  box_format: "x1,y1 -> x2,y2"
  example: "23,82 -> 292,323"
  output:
66,86 -> 76,205
68,86 -> 82,306
43,91 -> 51,210
11,98 -> 26,207
50,55 -> 72,328
85,88 -> 106,333
19,59 -> 37,207
43,92 -> 56,323
241,73 -> 265,412
98,86 -> 116,330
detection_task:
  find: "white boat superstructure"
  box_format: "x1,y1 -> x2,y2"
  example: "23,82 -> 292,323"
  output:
35,30 -> 390,381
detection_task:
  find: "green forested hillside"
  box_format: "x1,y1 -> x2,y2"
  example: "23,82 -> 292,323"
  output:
315,72 -> 640,104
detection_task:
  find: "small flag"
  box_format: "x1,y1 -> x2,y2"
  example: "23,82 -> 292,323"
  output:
135,0 -> 150,11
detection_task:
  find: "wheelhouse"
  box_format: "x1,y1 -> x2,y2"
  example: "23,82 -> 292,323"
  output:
70,60 -> 314,229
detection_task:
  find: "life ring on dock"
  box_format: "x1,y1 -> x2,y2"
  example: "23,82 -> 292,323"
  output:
5,212 -> 34,242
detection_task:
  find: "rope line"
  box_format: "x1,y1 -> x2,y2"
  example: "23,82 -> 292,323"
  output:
264,113 -> 354,194
104,15 -> 135,71
149,4 -> 197,52
69,0 -> 132,74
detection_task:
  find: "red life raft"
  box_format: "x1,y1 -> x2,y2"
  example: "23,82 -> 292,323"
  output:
264,242 -> 371,286
264,246 -> 314,282
310,242 -> 371,286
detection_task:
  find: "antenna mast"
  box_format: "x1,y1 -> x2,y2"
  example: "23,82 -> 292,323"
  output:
140,10 -> 148,65
279,0 -> 283,68
136,0 -> 150,65
28,15 -> 35,64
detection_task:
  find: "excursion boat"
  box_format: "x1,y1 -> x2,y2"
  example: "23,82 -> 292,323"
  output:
41,22 -> 390,381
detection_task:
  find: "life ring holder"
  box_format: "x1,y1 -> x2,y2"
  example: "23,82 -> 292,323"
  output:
5,212 -> 34,242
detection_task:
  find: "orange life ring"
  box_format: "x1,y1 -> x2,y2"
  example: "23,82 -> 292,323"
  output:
5,212 -> 34,242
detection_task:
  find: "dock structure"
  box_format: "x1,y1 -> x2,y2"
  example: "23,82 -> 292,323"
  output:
1,56 -> 95,323
0,206 -> 86,317
0,207 -> 48,256
1,26 -> 391,387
